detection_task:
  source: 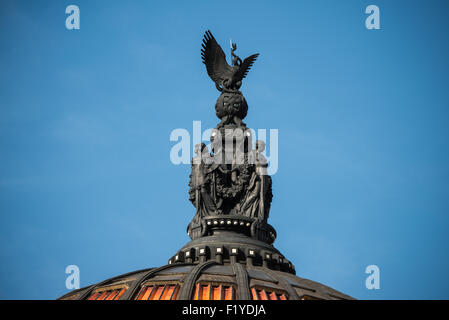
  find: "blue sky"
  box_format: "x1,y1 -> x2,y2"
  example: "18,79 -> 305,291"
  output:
1,0 -> 448,299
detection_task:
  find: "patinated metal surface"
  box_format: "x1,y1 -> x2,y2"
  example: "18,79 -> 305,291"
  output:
58,31 -> 354,301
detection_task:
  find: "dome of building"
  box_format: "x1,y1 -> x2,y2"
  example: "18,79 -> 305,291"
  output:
59,231 -> 353,300
58,30 -> 353,301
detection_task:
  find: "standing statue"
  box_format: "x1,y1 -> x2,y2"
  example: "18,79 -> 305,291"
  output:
189,143 -> 218,222
240,141 -> 272,221
254,141 -> 272,222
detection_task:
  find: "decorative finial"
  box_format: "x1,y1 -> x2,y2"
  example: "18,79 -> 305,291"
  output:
201,30 -> 259,92
187,30 -> 273,244
201,30 -> 259,128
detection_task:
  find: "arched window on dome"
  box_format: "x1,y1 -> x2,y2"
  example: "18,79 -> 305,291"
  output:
87,285 -> 128,300
134,282 -> 181,300
250,286 -> 288,300
193,282 -> 236,300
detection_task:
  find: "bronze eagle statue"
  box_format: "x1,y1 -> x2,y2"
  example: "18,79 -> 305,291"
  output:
201,30 -> 259,92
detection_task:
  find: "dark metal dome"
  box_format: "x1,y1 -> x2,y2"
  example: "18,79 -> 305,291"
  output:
59,239 -> 353,300
58,30 -> 353,301
59,229 -> 353,300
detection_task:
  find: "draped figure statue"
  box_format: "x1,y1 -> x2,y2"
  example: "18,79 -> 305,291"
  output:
240,140 -> 271,221
189,143 -> 219,223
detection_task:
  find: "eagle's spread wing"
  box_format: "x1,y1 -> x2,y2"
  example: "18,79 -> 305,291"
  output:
236,53 -> 259,81
201,30 -> 232,86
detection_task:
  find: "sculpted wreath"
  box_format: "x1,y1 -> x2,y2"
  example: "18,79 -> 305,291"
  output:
216,161 -> 253,200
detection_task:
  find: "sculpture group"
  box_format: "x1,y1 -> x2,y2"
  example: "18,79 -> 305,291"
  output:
187,31 -> 274,243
